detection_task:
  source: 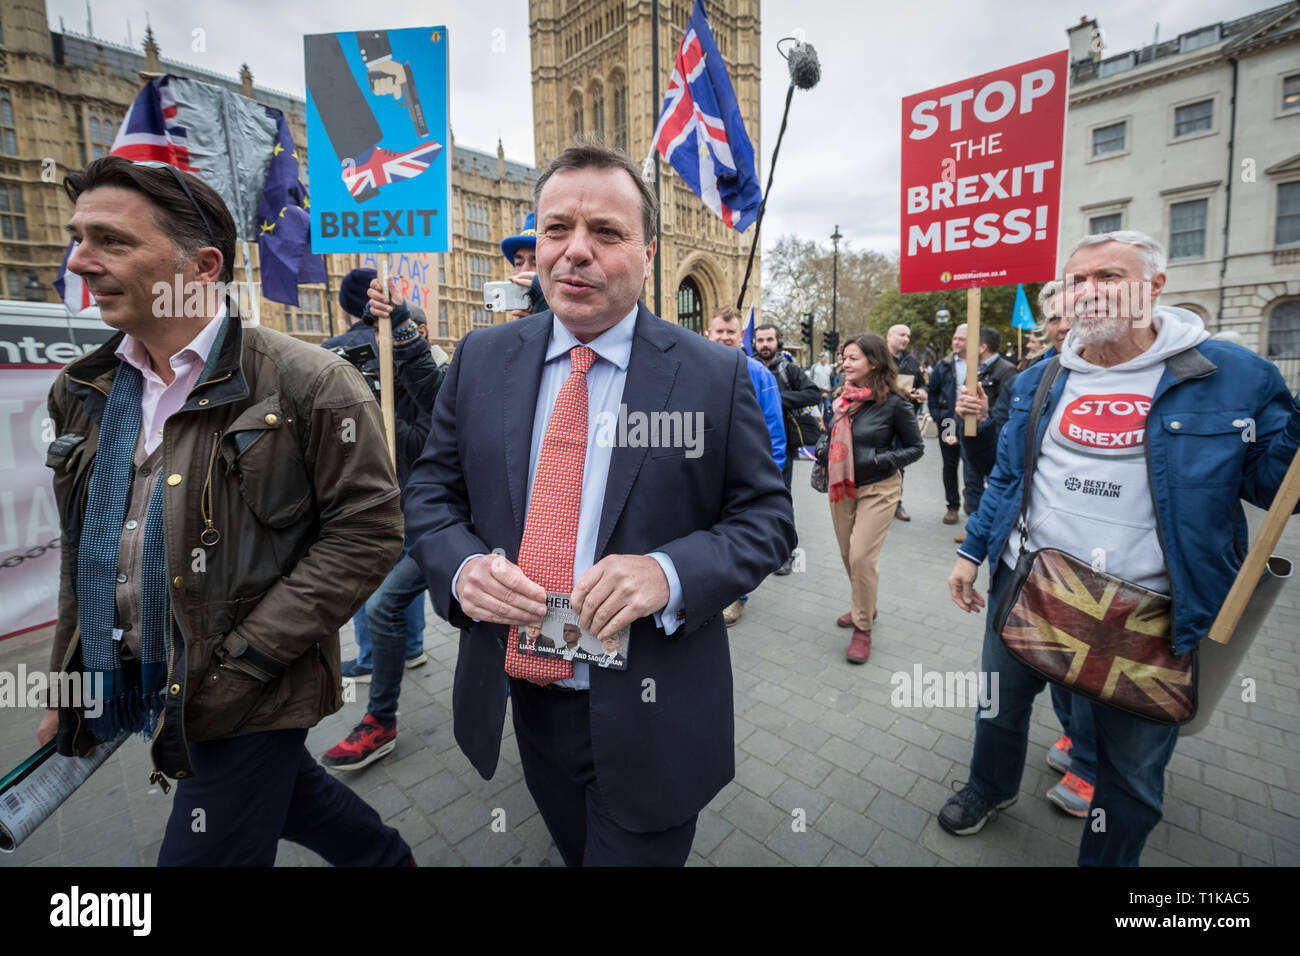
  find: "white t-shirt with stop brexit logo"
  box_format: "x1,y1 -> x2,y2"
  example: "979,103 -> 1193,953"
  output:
1004,307 -> 1210,594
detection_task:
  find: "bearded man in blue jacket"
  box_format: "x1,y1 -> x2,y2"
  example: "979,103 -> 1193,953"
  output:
938,230 -> 1300,866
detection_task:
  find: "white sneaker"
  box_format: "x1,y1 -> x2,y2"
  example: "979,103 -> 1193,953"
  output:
405,651 -> 428,668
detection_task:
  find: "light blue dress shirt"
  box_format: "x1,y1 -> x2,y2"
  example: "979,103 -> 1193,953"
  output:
955,352 -> 999,386
452,306 -> 684,689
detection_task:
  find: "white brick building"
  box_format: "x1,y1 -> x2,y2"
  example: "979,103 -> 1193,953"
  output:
1059,3 -> 1300,385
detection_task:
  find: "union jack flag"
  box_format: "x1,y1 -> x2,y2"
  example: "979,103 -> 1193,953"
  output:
52,240 -> 93,315
649,0 -> 761,232
53,75 -> 326,309
109,76 -> 196,170
342,142 -> 444,202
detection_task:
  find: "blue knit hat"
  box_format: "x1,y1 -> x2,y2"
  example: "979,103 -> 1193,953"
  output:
339,268 -> 377,319
501,212 -> 536,264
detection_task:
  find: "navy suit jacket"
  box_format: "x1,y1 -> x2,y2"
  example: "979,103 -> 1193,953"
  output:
403,303 -> 795,831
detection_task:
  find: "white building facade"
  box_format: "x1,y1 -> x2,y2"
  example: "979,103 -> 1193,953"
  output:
1059,4 -> 1300,386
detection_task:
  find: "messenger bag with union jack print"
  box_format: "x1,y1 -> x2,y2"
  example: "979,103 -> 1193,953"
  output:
992,358 -> 1197,725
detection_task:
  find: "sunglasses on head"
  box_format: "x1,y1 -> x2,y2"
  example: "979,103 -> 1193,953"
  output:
131,160 -> 218,246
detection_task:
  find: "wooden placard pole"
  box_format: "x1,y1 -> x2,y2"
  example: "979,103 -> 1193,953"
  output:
964,286 -> 981,437
377,257 -> 396,469
427,257 -> 440,347
1206,445 -> 1300,645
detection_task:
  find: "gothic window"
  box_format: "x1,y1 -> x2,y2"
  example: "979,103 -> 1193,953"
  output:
677,276 -> 703,334
591,86 -> 605,136
612,75 -> 627,152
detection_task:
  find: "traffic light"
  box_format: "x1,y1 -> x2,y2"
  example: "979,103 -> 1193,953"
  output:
823,330 -> 839,355
800,315 -> 814,345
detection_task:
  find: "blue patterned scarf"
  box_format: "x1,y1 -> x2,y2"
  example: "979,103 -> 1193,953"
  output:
77,362 -> 170,740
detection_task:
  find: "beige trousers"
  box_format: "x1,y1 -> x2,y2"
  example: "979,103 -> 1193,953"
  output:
829,471 -> 903,630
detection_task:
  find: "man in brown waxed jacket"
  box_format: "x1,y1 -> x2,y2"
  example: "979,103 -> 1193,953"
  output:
39,156 -> 411,866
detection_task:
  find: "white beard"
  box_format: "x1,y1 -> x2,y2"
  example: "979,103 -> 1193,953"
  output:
1071,313 -> 1130,347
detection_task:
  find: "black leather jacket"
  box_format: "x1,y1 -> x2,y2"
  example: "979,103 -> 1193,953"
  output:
847,391 -> 925,485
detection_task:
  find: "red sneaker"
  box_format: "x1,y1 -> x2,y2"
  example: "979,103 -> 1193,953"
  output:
322,714 -> 396,771
846,629 -> 872,664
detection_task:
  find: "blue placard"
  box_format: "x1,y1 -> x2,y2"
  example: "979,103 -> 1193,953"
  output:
305,27 -> 450,253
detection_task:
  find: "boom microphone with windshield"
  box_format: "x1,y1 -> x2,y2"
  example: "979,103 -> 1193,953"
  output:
787,41 -> 821,91
737,38 -> 822,309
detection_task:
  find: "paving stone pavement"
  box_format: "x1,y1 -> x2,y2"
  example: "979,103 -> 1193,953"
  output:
2,457 -> 1298,867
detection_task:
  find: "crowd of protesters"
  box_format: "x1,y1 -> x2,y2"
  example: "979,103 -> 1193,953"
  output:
37,144 -> 1300,869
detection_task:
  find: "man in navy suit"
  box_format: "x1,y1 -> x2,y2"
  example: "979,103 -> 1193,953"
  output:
403,143 -> 794,866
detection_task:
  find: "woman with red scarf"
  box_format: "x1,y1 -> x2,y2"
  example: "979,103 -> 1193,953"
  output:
827,333 -> 925,663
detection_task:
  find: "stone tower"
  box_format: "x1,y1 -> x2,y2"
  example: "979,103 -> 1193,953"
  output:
529,0 -> 761,331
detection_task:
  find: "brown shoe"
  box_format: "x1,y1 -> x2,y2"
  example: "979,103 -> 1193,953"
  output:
723,601 -> 744,627
943,508 -> 959,525
954,533 -> 967,543
846,629 -> 872,664
895,502 -> 911,522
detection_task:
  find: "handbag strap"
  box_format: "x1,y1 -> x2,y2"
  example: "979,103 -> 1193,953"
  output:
1015,356 -> 1063,550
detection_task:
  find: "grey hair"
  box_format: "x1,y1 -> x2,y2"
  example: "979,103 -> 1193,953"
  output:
1037,279 -> 1063,315
1037,279 -> 1064,334
1068,230 -> 1167,279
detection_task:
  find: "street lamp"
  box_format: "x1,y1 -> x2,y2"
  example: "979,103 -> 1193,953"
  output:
934,303 -> 951,360
830,224 -> 842,336
24,273 -> 45,302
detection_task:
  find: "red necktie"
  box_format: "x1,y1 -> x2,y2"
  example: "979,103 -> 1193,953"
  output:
504,345 -> 597,684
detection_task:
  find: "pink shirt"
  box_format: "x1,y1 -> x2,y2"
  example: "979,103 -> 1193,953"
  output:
115,309 -> 227,455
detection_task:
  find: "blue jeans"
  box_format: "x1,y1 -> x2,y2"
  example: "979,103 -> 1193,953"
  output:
353,588 -> 425,666
968,562 -> 1180,866
364,549 -> 429,725
1049,684 -> 1098,784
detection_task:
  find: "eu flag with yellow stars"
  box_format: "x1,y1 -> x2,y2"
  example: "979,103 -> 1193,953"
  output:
256,107 -> 326,306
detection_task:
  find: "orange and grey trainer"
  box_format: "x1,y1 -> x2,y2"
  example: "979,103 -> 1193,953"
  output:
1046,772 -> 1094,817
1047,734 -> 1072,774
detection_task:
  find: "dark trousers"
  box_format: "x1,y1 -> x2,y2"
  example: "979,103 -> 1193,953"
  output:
158,728 -> 410,866
938,437 -> 962,510
509,679 -> 697,866
781,452 -> 797,560
960,440 -> 991,513
1049,684 -> 1099,784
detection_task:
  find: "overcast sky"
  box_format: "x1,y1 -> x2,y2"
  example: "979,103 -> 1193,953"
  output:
48,0 -> 1274,256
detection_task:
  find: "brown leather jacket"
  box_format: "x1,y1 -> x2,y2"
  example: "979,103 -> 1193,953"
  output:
45,313 -> 403,784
